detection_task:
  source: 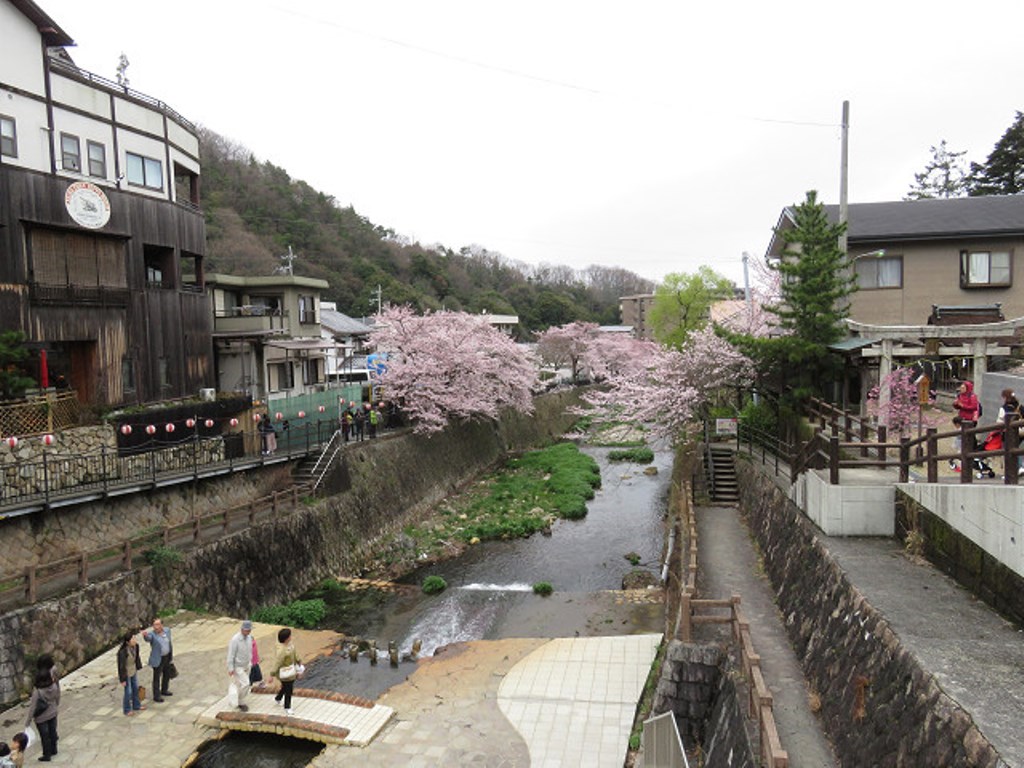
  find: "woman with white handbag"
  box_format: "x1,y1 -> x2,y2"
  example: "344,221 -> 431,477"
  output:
269,628 -> 303,716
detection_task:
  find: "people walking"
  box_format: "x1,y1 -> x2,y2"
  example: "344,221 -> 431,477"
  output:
269,627 -> 302,716
353,407 -> 365,441
950,380 -> 981,470
142,618 -> 174,702
24,667 -> 59,761
259,414 -> 277,455
998,388 -> 1023,476
226,620 -> 254,712
368,404 -> 379,438
341,407 -> 351,443
116,631 -> 146,716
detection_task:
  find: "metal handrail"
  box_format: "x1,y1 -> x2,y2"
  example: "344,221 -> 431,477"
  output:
311,429 -> 344,493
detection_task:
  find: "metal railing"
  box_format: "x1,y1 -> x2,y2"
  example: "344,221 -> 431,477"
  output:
310,429 -> 344,493
642,711 -> 690,768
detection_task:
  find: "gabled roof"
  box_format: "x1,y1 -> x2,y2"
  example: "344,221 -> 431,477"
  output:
320,307 -> 373,336
11,0 -> 74,47
766,195 -> 1024,258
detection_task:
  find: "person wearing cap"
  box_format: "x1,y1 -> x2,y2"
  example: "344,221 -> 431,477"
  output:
226,620 -> 254,712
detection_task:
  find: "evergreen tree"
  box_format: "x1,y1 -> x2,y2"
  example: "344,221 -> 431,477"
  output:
968,111 -> 1024,196
0,331 -> 36,401
905,140 -> 969,200
764,191 -> 855,398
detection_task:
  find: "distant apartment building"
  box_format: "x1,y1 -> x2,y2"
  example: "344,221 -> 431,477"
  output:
0,0 -> 210,406
618,293 -> 656,340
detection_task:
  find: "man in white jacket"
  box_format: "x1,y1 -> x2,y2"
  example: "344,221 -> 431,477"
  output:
226,620 -> 254,711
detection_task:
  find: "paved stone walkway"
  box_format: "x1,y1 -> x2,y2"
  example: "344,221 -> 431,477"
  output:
0,615 -> 340,768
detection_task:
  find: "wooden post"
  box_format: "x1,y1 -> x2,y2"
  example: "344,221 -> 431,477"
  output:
122,540 -> 132,571
877,425 -> 887,463
961,424 -> 972,484
249,500 -> 257,525
163,526 -> 171,546
25,565 -> 37,603
859,421 -> 868,458
1007,417 -> 1020,486
680,591 -> 692,642
829,436 -> 840,485
193,516 -> 201,542
272,491 -> 279,517
926,428 -> 938,483
78,552 -> 88,587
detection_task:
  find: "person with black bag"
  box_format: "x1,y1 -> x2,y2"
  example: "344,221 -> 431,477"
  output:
24,668 -> 59,761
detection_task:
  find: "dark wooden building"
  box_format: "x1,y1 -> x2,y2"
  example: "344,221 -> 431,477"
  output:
0,0 -> 212,406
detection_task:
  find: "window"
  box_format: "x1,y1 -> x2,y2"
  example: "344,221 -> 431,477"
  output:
60,133 -> 81,172
121,356 -> 135,393
269,362 -> 294,392
0,115 -> 16,157
143,244 -> 174,289
298,295 -> 317,324
302,358 -> 321,386
856,256 -> 903,289
960,250 -> 1011,287
126,151 -> 163,190
87,141 -> 106,178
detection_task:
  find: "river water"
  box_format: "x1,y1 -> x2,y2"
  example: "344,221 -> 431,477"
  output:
189,442 -> 673,766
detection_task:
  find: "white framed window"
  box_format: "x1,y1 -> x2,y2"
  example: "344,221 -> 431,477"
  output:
960,250 -> 1011,288
126,151 -> 163,190
856,256 -> 903,289
269,362 -> 294,392
87,140 -> 106,178
0,115 -> 16,157
60,133 -> 81,172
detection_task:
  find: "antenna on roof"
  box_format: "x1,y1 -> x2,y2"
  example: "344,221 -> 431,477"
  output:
115,53 -> 129,87
273,245 -> 296,276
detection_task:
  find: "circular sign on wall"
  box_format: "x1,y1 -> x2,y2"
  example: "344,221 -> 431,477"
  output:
64,181 -> 111,229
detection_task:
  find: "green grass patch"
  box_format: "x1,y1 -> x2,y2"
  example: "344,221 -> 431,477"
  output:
607,447 -> 654,464
422,576 -> 447,595
142,545 -> 182,570
533,581 -> 554,596
252,598 -> 326,629
388,442 -> 601,564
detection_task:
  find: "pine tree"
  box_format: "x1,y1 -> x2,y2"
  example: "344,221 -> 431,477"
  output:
905,140 -> 969,200
764,191 -> 856,398
968,111 -> 1024,196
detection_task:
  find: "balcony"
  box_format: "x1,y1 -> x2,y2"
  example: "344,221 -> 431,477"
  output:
214,306 -> 289,334
30,283 -> 129,307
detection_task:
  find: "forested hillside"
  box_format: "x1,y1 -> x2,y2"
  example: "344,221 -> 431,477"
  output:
198,127 -> 653,334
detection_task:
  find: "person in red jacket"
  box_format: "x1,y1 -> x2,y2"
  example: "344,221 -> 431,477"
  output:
950,381 -> 981,470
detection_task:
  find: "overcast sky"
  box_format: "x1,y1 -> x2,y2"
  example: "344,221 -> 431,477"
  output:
43,0 -> 1024,286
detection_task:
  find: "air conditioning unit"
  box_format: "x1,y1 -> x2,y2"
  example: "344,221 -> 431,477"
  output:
198,388 -> 216,402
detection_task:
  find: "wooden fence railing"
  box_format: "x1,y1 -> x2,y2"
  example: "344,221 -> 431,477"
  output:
0,485 -> 309,608
0,391 -> 81,438
802,396 -> 1024,485
677,459 -> 788,768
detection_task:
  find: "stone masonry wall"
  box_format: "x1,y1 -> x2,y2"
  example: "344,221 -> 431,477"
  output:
738,463 -> 1006,768
0,390 -> 582,706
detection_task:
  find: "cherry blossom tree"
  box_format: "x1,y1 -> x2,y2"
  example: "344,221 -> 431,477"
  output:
580,327 -> 752,441
866,367 -> 943,436
370,305 -> 537,434
536,322 -> 600,383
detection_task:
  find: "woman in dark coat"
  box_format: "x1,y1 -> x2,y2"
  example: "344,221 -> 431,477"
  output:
117,632 -> 146,716
24,668 -> 60,761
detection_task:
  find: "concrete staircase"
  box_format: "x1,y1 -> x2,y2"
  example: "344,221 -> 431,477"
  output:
706,445 -> 738,503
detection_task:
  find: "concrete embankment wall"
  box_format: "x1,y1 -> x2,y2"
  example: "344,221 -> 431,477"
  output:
739,465 -> 1005,768
896,486 -> 1024,626
0,390 -> 582,707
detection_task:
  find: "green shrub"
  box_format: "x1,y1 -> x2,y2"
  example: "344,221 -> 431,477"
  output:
142,545 -> 182,570
252,598 -> 326,629
533,581 -> 553,596
624,551 -> 641,566
607,447 -> 654,464
422,576 -> 447,595
306,578 -> 349,600
739,399 -> 777,435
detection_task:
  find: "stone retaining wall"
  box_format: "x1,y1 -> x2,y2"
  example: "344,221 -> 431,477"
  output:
0,390 -> 582,706
738,464 -> 1005,768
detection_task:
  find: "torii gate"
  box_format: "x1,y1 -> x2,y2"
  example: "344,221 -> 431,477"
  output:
845,316 -> 1024,411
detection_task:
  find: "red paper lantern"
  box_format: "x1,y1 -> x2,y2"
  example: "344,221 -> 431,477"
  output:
253,413 -> 262,422
5,436 -> 18,448
297,410 -> 306,419
378,401 -> 384,407
165,423 -> 175,433
185,418 -> 196,428
229,418 -> 239,427
204,419 -> 214,428
318,405 -> 326,413
41,434 -> 54,446
146,425 -> 157,435
349,401 -> 355,407
120,424 -> 132,435
274,412 -> 283,421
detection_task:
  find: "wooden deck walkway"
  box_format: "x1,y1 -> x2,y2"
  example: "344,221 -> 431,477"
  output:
196,687 -> 394,746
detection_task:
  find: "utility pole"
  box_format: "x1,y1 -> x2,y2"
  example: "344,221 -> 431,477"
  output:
742,251 -> 753,330
839,100 -> 850,256
369,284 -> 382,314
